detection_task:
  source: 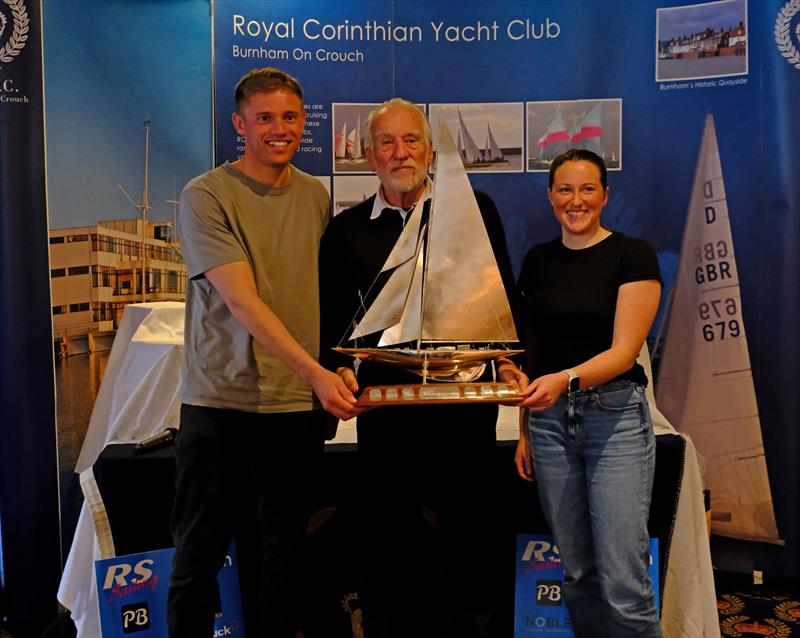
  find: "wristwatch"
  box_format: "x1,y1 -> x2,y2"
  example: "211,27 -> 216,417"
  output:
563,368 -> 580,394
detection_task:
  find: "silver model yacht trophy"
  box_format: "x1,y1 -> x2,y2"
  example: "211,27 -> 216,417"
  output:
336,119 -> 523,406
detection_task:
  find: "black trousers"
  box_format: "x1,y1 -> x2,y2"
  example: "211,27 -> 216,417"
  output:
167,404 -> 324,638
355,401 -> 498,638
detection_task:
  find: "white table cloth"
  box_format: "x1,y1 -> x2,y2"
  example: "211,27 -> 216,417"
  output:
58,304 -> 719,637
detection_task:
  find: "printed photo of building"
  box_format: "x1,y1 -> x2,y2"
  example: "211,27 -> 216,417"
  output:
656,0 -> 748,81
49,219 -> 186,357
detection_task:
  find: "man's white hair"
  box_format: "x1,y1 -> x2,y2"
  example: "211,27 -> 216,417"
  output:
363,98 -> 432,150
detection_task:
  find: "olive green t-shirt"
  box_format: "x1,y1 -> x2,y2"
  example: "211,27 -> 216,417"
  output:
179,162 -> 330,412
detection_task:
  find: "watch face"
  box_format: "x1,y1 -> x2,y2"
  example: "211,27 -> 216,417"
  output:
569,376 -> 580,393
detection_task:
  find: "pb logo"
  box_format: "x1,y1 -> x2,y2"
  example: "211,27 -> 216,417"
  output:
535,580 -> 562,606
120,602 -> 150,633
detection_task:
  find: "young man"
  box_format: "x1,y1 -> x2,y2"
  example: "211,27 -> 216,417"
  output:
319,98 -> 524,638
168,67 -> 360,638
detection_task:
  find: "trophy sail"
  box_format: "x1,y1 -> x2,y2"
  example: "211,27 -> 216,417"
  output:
377,245 -> 425,347
422,119 -> 517,343
336,112 -> 522,404
347,209 -> 426,341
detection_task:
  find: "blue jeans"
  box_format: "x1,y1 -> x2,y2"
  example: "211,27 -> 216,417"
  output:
527,381 -> 662,638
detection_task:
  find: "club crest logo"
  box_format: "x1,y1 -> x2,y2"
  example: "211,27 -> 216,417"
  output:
0,0 -> 28,66
775,0 -> 800,70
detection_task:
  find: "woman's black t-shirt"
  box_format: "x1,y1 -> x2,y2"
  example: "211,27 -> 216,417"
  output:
518,232 -> 662,386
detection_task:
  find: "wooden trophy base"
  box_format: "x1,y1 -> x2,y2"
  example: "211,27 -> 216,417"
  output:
355,381 -> 523,406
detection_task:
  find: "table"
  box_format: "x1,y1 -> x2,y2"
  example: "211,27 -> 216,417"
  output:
58,302 -> 720,637
92,435 -> 684,637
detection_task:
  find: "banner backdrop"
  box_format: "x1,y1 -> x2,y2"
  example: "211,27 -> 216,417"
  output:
0,0 -> 61,634
212,0 -> 800,575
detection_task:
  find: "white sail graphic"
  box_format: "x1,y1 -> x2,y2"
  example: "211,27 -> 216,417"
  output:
656,114 -> 780,543
346,115 -> 362,160
537,110 -> 570,157
334,121 -> 347,159
536,132 -> 548,149
568,118 -> 581,145
457,107 -> 483,163
354,115 -> 362,159
577,102 -> 603,156
484,122 -> 504,161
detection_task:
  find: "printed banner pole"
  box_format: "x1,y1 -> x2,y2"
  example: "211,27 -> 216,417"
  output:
0,0 -> 61,634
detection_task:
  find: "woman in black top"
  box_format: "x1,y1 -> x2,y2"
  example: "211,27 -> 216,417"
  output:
515,149 -> 663,637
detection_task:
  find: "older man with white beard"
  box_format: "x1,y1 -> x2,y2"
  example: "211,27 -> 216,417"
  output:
319,98 -> 522,638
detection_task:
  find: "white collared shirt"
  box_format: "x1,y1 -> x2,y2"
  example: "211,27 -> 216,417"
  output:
369,180 -> 432,223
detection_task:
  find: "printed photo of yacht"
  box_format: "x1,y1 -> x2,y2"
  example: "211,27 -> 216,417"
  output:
332,103 -> 372,173
527,99 -> 622,172
333,175 -> 380,215
429,102 -> 524,173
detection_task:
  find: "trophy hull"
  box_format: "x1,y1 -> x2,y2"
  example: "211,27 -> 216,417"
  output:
335,347 -> 524,406
335,346 -> 522,370
354,381 -> 523,406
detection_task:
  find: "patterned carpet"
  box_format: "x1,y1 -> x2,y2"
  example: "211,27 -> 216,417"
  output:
15,571 -> 800,637
717,573 -> 800,637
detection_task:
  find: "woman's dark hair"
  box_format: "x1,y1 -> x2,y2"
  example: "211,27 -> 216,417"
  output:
548,149 -> 608,190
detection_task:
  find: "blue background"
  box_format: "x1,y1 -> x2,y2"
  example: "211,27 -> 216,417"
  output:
2,1 -> 798,633
214,0 -> 800,577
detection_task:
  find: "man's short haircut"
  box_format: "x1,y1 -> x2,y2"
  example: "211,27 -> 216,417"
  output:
234,67 -> 303,111
364,98 -> 432,150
